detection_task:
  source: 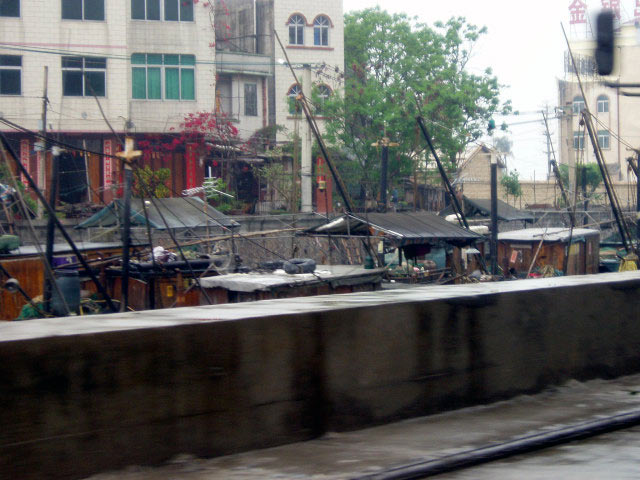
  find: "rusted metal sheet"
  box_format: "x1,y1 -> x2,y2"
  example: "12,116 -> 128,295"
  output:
0,246 -> 124,321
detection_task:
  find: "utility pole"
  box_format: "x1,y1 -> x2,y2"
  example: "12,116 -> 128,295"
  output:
544,106 -> 552,179
116,137 -> 142,312
490,155 -> 498,275
371,136 -> 399,212
37,66 -> 48,218
637,152 -> 640,242
43,145 -> 62,313
300,64 -> 313,213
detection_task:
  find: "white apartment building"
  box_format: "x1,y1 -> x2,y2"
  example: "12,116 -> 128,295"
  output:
0,0 -> 342,209
215,0 -> 344,140
559,22 -> 640,182
0,0 -> 266,204
272,0 -> 344,139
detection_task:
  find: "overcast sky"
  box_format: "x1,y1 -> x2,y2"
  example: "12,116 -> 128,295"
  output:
342,0 -> 626,179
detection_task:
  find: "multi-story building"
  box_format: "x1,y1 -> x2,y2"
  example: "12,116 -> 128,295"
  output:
215,0 -> 344,139
558,21 -> 640,183
215,0 -> 344,212
0,0 -> 342,211
0,0 -> 258,206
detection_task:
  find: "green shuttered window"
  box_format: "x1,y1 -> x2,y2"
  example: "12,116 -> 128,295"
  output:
131,54 -> 195,100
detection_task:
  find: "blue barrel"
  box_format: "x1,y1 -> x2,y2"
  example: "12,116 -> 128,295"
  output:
51,269 -> 80,316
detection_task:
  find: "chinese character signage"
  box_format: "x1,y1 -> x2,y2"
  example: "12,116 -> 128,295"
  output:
635,0 -> 640,18
103,139 -> 113,188
601,0 -> 621,18
19,139 -> 30,189
569,0 -> 588,24
185,143 -> 197,190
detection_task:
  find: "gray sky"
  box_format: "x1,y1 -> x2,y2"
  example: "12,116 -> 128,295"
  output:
342,0 -> 628,179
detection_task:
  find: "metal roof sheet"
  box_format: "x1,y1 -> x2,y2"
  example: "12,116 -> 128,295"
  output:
75,197 -> 239,230
498,227 -> 599,243
439,197 -> 535,222
311,211 -> 482,246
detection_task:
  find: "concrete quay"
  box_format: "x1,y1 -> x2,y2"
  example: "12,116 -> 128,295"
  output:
84,373 -> 640,479
2,272 -> 640,479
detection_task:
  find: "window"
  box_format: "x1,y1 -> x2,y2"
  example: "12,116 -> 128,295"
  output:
597,95 -> 609,113
62,0 -> 104,20
598,130 -> 610,149
288,14 -> 305,45
244,83 -> 257,116
0,0 -> 20,17
314,84 -> 331,113
131,0 -> 160,20
164,0 -> 193,21
287,84 -> 301,114
573,131 -> 585,150
0,55 -> 21,95
131,53 -> 195,100
62,56 -> 106,96
314,15 -> 330,46
572,96 -> 585,115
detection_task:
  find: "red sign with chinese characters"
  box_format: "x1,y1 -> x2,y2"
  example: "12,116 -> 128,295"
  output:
19,139 -> 30,189
185,143 -> 197,190
103,139 -> 113,188
35,150 -> 43,189
635,0 -> 640,18
601,0 -> 621,19
569,0 -> 587,24
103,139 -> 113,203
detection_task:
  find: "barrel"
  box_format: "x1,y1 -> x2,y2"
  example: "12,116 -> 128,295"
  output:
51,269 -> 80,316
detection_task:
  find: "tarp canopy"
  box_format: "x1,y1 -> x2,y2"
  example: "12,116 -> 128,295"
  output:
498,227 -> 599,243
439,197 -> 535,223
308,211 -> 483,247
75,197 -> 239,230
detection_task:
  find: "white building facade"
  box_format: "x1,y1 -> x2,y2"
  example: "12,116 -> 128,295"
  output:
559,22 -> 640,182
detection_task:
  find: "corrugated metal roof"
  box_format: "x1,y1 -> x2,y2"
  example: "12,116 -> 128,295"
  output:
75,197 -> 238,230
439,197 -> 534,222
311,211 -> 482,246
498,227 -> 599,243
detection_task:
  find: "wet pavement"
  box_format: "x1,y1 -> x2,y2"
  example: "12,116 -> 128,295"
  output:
86,373 -> 640,479
438,426 -> 640,479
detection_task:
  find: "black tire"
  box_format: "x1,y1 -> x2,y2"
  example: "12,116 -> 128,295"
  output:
283,258 -> 316,274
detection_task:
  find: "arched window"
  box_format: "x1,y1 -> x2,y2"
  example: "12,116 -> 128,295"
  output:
597,95 -> 609,113
314,15 -> 330,46
314,84 -> 332,113
287,84 -> 302,114
288,14 -> 305,45
572,96 -> 585,114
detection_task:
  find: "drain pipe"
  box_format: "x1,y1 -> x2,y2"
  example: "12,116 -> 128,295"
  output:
353,408 -> 640,479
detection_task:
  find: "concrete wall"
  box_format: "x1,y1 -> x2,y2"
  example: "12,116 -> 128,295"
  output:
462,179 -> 639,210
3,272 -> 640,478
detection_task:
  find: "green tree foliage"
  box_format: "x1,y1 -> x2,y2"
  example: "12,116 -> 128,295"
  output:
323,8 -> 511,198
133,166 -> 171,198
500,169 -> 522,202
253,163 -> 295,211
558,163 -> 602,194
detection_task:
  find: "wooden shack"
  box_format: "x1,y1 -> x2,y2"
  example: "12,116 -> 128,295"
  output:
497,227 -> 600,277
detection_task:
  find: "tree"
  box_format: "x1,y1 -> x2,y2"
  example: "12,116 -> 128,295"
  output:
500,169 -> 522,205
133,166 -> 171,198
253,163 -> 295,212
323,8 -> 511,202
558,163 -> 602,195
